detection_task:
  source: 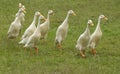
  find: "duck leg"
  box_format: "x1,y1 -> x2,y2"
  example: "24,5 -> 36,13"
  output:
57,44 -> 63,54
30,48 -> 32,55
44,34 -> 47,41
55,40 -> 59,47
80,50 -> 85,58
82,50 -> 86,55
57,44 -> 62,49
24,47 -> 27,53
55,41 -> 62,53
34,47 -> 38,55
91,49 -> 97,55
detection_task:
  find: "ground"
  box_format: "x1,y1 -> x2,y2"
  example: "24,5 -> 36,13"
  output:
0,0 -> 120,74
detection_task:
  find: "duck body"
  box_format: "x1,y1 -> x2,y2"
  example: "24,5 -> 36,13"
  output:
19,23 -> 36,44
7,17 -> 21,39
55,10 -> 76,49
24,29 -> 41,48
39,18 -> 50,39
76,20 -> 94,57
24,15 -> 46,55
55,17 -> 68,44
39,10 -> 53,39
89,24 -> 102,47
19,11 -> 40,44
88,15 -> 108,55
76,27 -> 90,50
7,8 -> 26,39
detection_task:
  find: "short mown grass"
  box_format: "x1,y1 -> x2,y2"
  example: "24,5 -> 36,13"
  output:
0,0 -> 120,74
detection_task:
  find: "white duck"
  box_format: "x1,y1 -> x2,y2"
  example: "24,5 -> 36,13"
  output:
88,15 -> 108,55
16,3 -> 26,34
16,3 -> 26,23
24,14 -> 46,55
39,10 -> 53,40
76,20 -> 94,57
19,11 -> 40,44
7,7 -> 26,39
55,10 -> 76,49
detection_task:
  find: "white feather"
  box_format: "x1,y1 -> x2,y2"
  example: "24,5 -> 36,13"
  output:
19,11 -> 40,44
39,10 -> 53,39
76,20 -> 93,51
55,10 -> 76,45
88,15 -> 108,49
24,15 -> 45,48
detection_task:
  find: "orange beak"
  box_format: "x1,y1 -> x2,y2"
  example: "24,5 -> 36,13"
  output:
73,13 -> 76,16
104,17 -> 108,21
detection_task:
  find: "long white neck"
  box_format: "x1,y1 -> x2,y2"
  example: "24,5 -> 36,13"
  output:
84,24 -> 90,35
15,9 -> 20,17
14,15 -> 21,23
31,14 -> 37,25
37,18 -> 41,27
16,11 -> 25,23
36,18 -> 41,32
95,17 -> 101,31
46,13 -> 50,23
62,13 -> 70,26
20,12 -> 25,22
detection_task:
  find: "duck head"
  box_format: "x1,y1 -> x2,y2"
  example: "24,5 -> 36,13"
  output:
48,10 -> 54,15
18,3 -> 26,13
99,15 -> 108,21
20,7 -> 26,14
19,3 -> 22,8
16,7 -> 26,16
35,11 -> 41,16
39,14 -> 46,21
68,10 -> 76,16
88,20 -> 94,26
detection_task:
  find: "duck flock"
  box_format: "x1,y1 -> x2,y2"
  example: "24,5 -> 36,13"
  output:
7,3 -> 108,58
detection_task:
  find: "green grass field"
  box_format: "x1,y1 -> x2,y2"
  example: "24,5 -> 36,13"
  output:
0,0 -> 120,74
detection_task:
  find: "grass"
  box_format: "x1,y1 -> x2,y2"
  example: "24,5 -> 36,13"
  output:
0,0 -> 120,74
